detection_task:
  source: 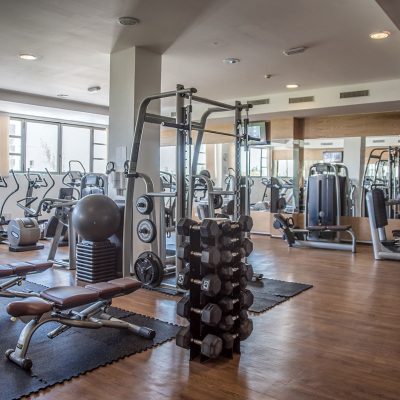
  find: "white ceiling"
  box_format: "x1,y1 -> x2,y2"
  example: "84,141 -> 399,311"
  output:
0,0 -> 213,106
0,0 -> 399,114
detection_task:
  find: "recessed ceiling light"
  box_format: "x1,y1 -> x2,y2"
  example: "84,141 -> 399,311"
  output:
369,31 -> 391,40
88,86 -> 101,93
118,16 -> 140,26
19,54 -> 37,61
57,94 -> 68,98
286,84 -> 299,89
223,58 -> 240,64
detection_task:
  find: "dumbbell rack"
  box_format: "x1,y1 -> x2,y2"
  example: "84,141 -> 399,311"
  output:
178,218 -> 253,362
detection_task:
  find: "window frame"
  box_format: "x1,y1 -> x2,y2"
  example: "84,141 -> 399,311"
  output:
8,115 -> 107,174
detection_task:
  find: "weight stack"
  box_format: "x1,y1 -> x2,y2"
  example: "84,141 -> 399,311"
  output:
175,217 -> 254,362
76,240 -> 117,283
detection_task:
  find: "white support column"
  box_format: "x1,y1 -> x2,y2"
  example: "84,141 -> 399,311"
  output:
108,46 -> 161,264
343,136 -> 365,216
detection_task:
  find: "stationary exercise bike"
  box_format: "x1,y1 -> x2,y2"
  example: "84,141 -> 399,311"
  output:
7,169 -> 54,252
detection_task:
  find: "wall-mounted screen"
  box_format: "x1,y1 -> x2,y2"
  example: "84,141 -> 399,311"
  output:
247,121 -> 270,145
323,151 -> 343,163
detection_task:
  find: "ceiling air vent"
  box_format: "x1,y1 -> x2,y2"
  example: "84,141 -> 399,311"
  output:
321,142 -> 334,146
340,90 -> 369,99
248,98 -> 269,106
289,96 -> 314,104
170,112 -> 176,117
372,139 -> 385,143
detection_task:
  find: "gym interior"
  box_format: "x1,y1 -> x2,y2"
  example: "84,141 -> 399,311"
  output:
0,1 -> 399,399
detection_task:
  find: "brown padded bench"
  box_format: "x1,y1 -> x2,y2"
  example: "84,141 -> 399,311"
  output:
0,260 -> 52,278
307,225 -> 352,232
5,277 -> 155,370
0,260 -> 53,300
8,278 -> 142,317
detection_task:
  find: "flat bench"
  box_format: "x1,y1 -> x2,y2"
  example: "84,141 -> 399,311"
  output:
0,260 -> 53,299
8,278 -> 141,316
5,277 -> 155,370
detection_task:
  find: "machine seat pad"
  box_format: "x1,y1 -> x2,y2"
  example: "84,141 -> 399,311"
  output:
0,265 -> 14,278
85,282 -> 123,298
307,225 -> 352,232
107,278 -> 142,294
392,230 -> 400,238
7,297 -> 52,318
40,286 -> 99,308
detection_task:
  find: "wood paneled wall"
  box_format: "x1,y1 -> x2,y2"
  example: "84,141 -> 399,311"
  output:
303,111 -> 400,139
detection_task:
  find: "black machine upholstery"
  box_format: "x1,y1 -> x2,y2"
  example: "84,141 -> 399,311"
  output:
371,188 -> 388,228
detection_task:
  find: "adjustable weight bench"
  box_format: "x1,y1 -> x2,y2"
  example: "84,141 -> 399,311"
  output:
5,277 -> 155,370
0,260 -> 53,299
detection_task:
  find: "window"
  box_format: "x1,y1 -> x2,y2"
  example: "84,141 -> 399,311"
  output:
241,146 -> 270,177
26,121 -> 58,171
160,146 -> 176,173
160,144 -> 207,175
8,119 -> 22,171
92,129 -> 108,173
62,126 -> 91,172
8,117 -> 107,173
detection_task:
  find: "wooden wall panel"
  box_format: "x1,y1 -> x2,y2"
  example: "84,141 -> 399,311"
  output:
270,118 -> 294,139
303,111 -> 400,139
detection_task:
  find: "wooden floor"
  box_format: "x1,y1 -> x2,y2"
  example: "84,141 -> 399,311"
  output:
1,237 -> 400,400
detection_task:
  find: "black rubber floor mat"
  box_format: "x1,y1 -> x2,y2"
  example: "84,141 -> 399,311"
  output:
0,284 -> 180,400
143,275 -> 184,297
248,278 -> 312,314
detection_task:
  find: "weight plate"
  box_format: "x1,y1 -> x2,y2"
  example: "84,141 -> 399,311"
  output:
213,194 -> 223,209
137,219 -> 157,243
134,251 -> 164,287
136,195 -> 153,215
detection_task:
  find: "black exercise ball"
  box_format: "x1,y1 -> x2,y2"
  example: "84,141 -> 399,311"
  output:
72,194 -> 121,241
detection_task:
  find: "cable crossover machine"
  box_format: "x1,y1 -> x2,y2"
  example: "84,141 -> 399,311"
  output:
122,84 -> 257,292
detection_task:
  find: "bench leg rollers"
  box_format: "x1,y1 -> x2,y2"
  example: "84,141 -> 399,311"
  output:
5,349 -> 33,370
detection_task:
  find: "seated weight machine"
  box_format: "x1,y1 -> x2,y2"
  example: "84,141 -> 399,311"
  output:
366,188 -> 400,260
273,163 -> 356,252
361,146 -> 400,218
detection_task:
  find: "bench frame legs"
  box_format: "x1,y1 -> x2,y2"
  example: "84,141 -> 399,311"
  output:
6,300 -> 156,370
0,276 -> 40,299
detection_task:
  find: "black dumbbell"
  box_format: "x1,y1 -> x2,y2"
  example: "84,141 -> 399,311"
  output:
177,267 -> 221,297
177,218 -> 220,239
218,289 -> 254,312
240,263 -> 254,281
219,310 -> 249,331
177,296 -> 222,327
219,266 -> 239,279
220,277 -> 248,295
220,232 -> 245,247
176,326 -> 223,359
222,320 -> 253,348
220,248 -> 246,264
219,262 -> 254,280
221,215 -> 253,234
240,289 -> 254,309
177,242 -> 220,268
